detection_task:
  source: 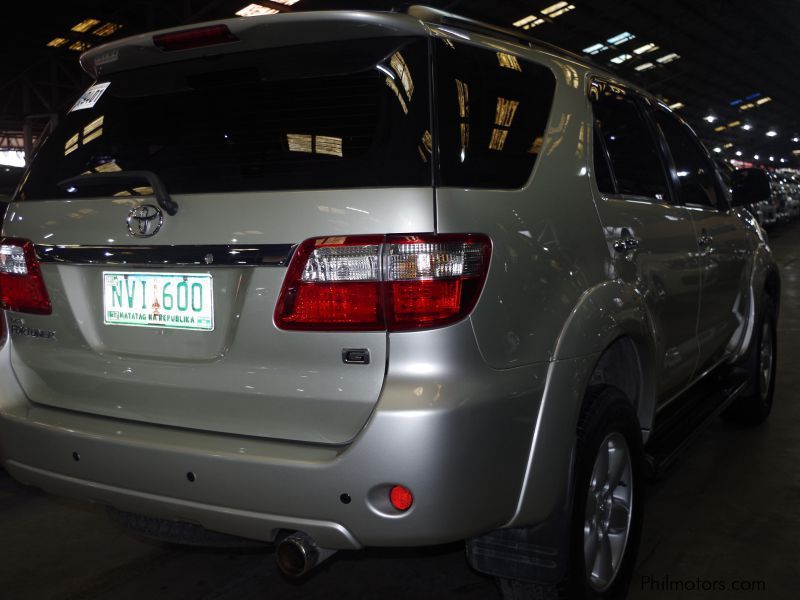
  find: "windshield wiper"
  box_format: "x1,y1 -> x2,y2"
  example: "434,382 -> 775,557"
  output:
57,170 -> 179,215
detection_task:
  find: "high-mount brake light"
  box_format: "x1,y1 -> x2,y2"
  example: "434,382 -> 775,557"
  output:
275,233 -> 491,331
153,24 -> 238,52
0,238 -> 52,315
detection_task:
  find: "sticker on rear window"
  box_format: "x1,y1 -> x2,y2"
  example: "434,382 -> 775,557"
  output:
69,82 -> 111,112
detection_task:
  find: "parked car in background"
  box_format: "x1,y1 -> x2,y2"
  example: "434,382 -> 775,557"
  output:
0,7 -> 780,599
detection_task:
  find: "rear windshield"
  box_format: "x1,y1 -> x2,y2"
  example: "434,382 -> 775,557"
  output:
19,37 -> 432,200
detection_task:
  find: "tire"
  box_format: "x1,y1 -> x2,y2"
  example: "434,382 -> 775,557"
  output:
107,506 -> 266,549
498,386 -> 644,600
723,295 -> 777,425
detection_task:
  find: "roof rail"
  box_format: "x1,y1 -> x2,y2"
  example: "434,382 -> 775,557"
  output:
405,5 -> 586,64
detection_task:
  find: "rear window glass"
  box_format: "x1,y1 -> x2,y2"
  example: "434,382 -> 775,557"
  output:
435,40 -> 556,189
19,37 -> 432,200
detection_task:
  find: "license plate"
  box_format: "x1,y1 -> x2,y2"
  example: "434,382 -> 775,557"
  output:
103,272 -> 214,331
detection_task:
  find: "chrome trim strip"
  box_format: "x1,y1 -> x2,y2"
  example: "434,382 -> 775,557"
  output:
34,244 -> 295,267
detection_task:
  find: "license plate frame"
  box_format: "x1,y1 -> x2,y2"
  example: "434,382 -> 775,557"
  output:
103,271 -> 214,331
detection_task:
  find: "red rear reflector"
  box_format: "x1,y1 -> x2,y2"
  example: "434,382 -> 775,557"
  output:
153,24 -> 238,52
390,485 -> 413,511
275,233 -> 490,332
0,238 -> 52,315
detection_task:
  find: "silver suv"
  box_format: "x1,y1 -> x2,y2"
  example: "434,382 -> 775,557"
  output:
0,7 -> 779,599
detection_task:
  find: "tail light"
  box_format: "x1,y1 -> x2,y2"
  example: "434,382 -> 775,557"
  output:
275,233 -> 491,331
153,24 -> 238,52
0,238 -> 52,315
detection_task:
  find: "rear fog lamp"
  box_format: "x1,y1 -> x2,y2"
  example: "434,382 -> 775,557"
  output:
390,485 -> 414,511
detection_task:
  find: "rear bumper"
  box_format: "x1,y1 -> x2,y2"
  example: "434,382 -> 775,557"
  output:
0,321 -> 574,549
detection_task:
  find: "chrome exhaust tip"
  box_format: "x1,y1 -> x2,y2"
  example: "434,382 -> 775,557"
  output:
275,532 -> 336,578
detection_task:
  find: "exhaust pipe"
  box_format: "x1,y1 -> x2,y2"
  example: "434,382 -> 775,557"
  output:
276,531 -> 337,577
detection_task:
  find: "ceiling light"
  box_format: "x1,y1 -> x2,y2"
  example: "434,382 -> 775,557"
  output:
71,18 -> 101,33
610,53 -> 633,64
755,96 -> 772,105
513,14 -> 545,29
745,92 -> 761,101
656,53 -> 680,64
633,43 -> 658,55
583,43 -> 607,54
793,137 -> 800,142
754,154 -> 760,160
766,130 -> 778,137
781,158 -> 786,163
704,115 -> 717,123
742,124 -> 753,131
713,147 -> 722,153
634,62 -> 656,71
607,32 -> 635,45
730,98 -> 744,107
728,121 -> 741,128
724,143 -> 733,149
735,150 -> 743,156
541,2 -> 574,17
668,102 -> 684,110
236,4 -> 279,16
714,126 -> 727,132
739,103 -> 755,111
769,156 -> 775,161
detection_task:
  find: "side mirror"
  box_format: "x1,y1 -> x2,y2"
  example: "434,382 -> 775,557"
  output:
730,168 -> 771,207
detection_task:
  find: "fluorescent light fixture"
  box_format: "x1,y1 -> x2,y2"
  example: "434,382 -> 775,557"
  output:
756,96 -> 772,105
668,102 -> 684,110
724,143 -> 733,149
739,103 -> 755,111
583,43 -> 607,54
610,53 -> 633,64
92,23 -> 122,37
656,53 -> 680,64
714,125 -> 727,132
71,18 -> 101,33
634,62 -> 656,71
766,130 -> 778,137
704,115 -> 717,123
713,147 -> 722,153
745,92 -> 761,100
46,38 -> 69,48
633,43 -> 658,55
236,4 -> 279,16
513,14 -> 545,29
541,2 -> 574,17
728,121 -> 741,128
730,98 -> 743,106
607,32 -> 635,45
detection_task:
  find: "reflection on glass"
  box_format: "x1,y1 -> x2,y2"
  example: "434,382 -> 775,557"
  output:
456,79 -> 469,118
528,136 -> 543,155
64,133 -> 79,156
495,98 -> 519,127
236,4 -> 279,17
385,77 -> 409,114
71,18 -> 101,33
286,133 -> 343,157
489,129 -> 509,151
94,160 -> 122,173
82,115 -> 104,144
390,52 -> 414,101
421,130 -> 433,154
497,52 -> 522,72
93,23 -> 122,37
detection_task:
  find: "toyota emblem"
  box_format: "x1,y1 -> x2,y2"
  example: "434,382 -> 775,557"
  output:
127,204 -> 164,238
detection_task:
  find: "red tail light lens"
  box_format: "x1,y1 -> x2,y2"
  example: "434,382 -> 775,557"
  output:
275,233 -> 490,331
0,238 -> 52,315
153,25 -> 238,52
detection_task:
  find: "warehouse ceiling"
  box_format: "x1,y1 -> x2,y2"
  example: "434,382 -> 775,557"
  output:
1,0 -> 799,167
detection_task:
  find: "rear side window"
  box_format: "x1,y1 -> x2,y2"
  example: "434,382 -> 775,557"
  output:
19,37 -> 431,200
653,107 -> 722,208
435,40 -> 556,188
591,83 -> 669,201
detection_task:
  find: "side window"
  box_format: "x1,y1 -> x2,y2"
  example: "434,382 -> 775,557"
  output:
436,40 -> 557,188
591,83 -> 669,201
653,107 -> 722,209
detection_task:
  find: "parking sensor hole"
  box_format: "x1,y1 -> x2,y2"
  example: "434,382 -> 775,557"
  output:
340,493 -> 351,504
72,452 -> 80,462
186,471 -> 196,482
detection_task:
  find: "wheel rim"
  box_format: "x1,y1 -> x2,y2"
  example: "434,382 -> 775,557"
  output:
759,320 -> 774,403
583,432 -> 634,592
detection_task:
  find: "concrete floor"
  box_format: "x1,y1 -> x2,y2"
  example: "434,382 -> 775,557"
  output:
2,224 -> 798,600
